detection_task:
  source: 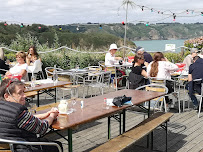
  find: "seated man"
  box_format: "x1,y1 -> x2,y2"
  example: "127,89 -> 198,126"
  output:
136,46 -> 153,64
187,56 -> 203,110
0,78 -> 62,152
183,48 -> 198,71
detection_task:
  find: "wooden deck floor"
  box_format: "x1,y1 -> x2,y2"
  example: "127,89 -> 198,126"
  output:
33,87 -> 203,152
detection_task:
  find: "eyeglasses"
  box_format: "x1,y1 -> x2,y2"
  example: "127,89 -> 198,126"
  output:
6,79 -> 13,88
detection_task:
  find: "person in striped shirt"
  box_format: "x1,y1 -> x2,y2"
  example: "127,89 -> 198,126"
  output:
0,78 -> 62,152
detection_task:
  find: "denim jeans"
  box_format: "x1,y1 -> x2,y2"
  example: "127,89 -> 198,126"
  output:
186,82 -> 199,106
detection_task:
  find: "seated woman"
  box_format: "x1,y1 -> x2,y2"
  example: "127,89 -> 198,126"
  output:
147,52 -> 179,104
0,78 -> 62,152
6,51 -> 28,81
105,44 -> 124,87
129,54 -> 148,89
105,43 -> 122,66
0,48 -> 9,75
26,46 -> 41,66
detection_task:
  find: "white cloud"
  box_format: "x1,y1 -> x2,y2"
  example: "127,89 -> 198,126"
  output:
0,0 -> 202,25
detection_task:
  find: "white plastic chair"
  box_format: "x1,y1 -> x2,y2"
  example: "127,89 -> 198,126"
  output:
27,59 -> 44,79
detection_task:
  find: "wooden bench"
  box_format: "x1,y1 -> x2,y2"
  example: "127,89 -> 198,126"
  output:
91,112 -> 174,152
0,144 -> 11,152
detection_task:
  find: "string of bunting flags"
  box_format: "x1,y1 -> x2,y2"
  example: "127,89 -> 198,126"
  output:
0,3 -> 203,29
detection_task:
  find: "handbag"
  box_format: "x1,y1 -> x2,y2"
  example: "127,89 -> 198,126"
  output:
112,95 -> 132,107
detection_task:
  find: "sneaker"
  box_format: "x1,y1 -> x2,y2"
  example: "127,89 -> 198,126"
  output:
193,105 -> 198,110
168,99 -> 173,104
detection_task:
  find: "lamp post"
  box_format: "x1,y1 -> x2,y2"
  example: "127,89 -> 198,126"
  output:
123,3 -> 128,58
121,0 -> 135,58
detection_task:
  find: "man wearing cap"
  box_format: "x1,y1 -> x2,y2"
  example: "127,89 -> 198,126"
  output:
183,48 -> 198,70
105,44 -> 122,66
136,46 -> 153,63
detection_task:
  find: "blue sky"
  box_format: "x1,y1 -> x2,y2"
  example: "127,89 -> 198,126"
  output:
0,0 -> 203,25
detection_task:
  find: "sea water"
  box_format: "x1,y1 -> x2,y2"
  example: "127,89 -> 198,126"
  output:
133,39 -> 186,53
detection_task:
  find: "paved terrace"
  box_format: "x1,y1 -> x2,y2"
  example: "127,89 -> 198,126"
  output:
30,87 -> 203,152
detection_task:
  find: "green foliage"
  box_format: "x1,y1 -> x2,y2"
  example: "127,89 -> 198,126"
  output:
163,52 -> 183,63
5,53 -> 16,62
41,50 -> 105,69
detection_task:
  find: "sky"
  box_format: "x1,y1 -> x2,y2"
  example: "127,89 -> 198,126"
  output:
0,0 -> 203,25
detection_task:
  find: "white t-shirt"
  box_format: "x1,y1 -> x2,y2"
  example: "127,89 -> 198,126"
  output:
105,52 -> 116,66
9,63 -> 28,81
147,61 -> 179,80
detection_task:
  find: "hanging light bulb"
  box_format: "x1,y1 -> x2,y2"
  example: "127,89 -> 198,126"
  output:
4,22 -> 7,26
186,10 -> 189,14
141,6 -> 144,11
122,21 -> 125,25
99,25 -> 102,29
173,13 -> 176,21
20,23 -> 23,28
151,8 -> 153,12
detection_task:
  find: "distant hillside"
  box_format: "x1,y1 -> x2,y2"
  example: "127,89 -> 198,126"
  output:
1,22 -> 203,51
62,23 -> 203,41
0,23 -> 134,50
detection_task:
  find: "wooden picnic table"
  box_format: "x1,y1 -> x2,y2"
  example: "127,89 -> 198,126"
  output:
25,80 -> 72,106
37,89 -> 165,152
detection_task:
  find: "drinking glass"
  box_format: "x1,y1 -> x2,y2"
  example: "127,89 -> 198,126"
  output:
31,75 -> 36,87
29,103 -> 37,114
124,57 -> 128,63
75,64 -> 79,72
71,97 -> 77,112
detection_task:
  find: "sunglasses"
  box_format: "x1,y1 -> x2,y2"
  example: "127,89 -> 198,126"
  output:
6,78 -> 21,88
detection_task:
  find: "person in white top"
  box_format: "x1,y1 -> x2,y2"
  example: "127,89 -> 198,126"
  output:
147,52 -> 179,104
6,51 -> 28,81
105,44 -> 122,66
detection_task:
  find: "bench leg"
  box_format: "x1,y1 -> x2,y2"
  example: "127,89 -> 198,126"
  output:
119,113 -> 122,135
147,100 -> 151,148
161,121 -> 168,152
55,88 -> 57,103
68,129 -> 73,152
166,121 -> 168,152
123,109 -> 126,133
37,91 -> 39,107
108,116 -> 111,139
151,131 -> 154,150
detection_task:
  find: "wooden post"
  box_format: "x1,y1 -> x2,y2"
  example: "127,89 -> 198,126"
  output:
180,47 -> 185,57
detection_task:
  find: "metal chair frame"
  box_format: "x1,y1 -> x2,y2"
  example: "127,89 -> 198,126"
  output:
136,84 -> 168,112
148,77 -> 181,113
0,138 -> 62,152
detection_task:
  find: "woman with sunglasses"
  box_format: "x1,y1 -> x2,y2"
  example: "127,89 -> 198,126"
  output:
0,78 -> 62,152
6,51 -> 28,81
26,46 -> 41,66
128,54 -> 148,89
